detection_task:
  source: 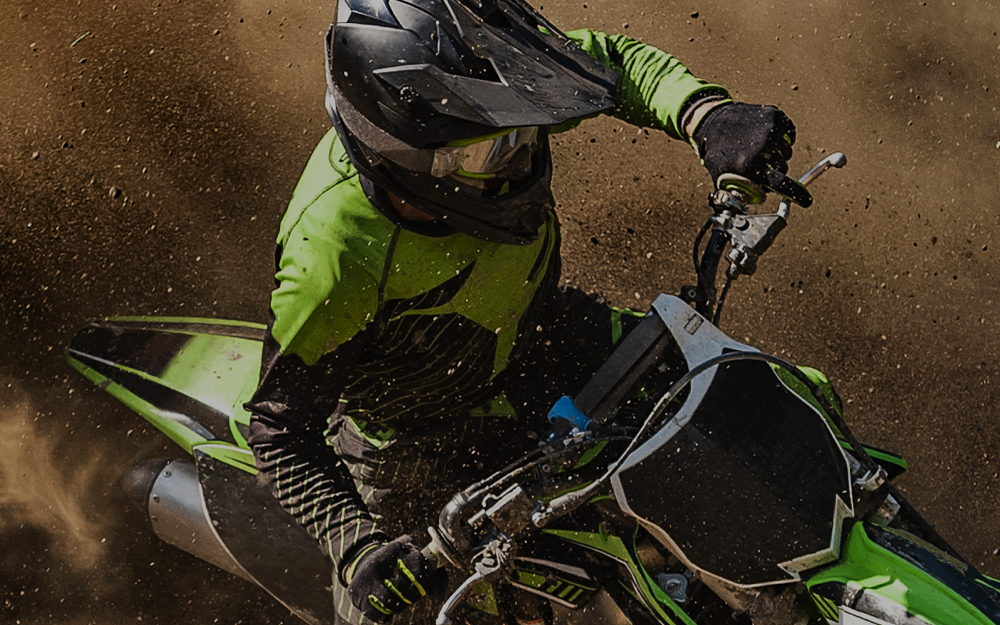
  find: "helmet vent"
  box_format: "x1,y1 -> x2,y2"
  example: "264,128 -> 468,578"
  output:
340,0 -> 399,27
431,17 -> 503,84
398,85 -> 419,103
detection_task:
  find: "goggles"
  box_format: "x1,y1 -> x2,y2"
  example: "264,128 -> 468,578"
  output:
431,127 -> 539,178
329,81 -> 541,181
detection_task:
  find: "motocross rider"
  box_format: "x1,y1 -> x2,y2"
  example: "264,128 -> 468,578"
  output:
246,0 -> 812,623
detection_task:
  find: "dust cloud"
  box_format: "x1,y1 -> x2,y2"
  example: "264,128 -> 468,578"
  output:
0,380 -> 291,624
0,392 -> 108,573
0,381 -> 133,625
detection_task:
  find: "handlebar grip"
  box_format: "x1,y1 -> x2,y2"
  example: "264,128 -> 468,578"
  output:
716,174 -> 766,204
717,170 -> 814,208
421,540 -> 446,570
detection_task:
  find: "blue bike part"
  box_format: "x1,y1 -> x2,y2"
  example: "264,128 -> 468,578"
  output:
548,396 -> 593,432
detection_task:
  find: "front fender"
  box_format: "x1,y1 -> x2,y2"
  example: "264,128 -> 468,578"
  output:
807,523 -> 1000,624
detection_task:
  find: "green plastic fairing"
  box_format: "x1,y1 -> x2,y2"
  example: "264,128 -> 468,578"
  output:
543,527 -> 696,625
807,523 -> 1000,624
66,317 -> 264,461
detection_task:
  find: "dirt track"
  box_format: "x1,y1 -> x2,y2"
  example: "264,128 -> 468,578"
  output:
2,0 -> 999,623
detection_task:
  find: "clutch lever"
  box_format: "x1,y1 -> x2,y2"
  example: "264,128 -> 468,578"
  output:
722,152 -> 848,278
435,537 -> 515,625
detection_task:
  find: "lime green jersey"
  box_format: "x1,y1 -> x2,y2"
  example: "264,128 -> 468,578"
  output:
267,28 -> 725,423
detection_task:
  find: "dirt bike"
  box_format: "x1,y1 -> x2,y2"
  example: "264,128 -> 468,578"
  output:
66,152 -> 1000,625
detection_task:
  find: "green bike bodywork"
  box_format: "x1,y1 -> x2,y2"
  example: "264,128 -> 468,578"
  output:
66,317 -> 263,472
66,317 -> 1000,625
518,521 -> 1000,625
807,523 -> 1000,624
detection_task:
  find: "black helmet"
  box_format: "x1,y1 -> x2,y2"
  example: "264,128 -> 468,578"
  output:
325,0 -> 618,244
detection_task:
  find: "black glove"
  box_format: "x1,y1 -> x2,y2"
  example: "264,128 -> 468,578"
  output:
345,536 -> 437,623
691,102 -> 813,207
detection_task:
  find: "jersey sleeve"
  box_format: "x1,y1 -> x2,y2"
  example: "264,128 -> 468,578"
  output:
248,129 -> 397,576
269,131 -> 390,366
563,28 -> 729,140
247,334 -> 389,578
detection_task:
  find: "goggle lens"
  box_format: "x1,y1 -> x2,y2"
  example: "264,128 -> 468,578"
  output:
431,127 -> 538,177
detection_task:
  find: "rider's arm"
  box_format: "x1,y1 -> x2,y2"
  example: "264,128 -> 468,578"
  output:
565,28 -> 811,205
247,335 -> 389,575
563,28 -> 730,141
247,130 -> 395,575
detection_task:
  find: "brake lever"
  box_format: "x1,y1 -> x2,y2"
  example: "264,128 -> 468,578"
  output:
777,152 -> 848,217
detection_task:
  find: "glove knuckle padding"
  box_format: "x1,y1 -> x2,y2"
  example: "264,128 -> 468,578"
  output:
347,536 -> 431,622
